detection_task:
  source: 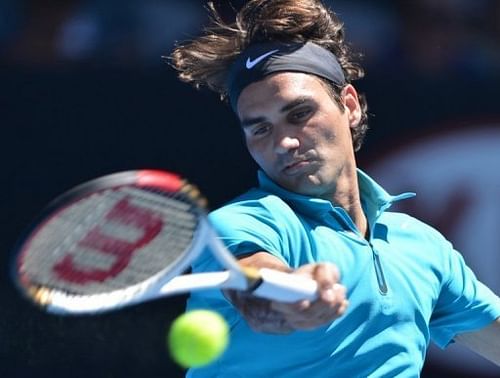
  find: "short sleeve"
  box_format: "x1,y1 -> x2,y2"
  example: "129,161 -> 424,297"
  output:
429,243 -> 500,348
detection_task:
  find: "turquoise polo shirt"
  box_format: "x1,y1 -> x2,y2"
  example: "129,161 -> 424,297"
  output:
186,170 -> 500,377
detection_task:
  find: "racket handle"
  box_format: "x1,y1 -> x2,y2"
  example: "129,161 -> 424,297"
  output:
252,268 -> 318,302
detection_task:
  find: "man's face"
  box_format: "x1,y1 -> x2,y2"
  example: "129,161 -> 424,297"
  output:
237,72 -> 361,199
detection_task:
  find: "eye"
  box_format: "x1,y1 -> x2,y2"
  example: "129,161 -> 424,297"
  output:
251,123 -> 271,136
289,107 -> 313,123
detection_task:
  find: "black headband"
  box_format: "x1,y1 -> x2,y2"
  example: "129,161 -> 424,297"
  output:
226,41 -> 346,112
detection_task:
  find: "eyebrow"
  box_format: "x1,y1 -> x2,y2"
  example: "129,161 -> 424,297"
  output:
240,96 -> 312,128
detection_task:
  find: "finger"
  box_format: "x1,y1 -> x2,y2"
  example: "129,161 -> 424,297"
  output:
337,299 -> 349,316
307,263 -> 342,304
270,298 -> 311,315
272,284 -> 347,329
312,263 -> 341,289
297,283 -> 347,319
286,297 -> 349,330
270,281 -> 346,316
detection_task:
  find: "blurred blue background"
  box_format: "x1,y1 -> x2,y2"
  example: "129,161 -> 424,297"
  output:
1,1 -> 499,377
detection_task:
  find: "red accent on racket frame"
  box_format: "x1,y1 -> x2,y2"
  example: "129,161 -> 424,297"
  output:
136,170 -> 183,192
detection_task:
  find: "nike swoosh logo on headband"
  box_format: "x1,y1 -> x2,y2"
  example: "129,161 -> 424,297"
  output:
245,49 -> 279,69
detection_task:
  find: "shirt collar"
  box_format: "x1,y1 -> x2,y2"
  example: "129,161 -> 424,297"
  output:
257,169 -> 415,223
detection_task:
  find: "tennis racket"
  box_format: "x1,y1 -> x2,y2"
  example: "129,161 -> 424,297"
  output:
12,170 -> 317,315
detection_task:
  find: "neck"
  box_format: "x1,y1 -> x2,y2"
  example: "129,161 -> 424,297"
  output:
328,167 -> 368,237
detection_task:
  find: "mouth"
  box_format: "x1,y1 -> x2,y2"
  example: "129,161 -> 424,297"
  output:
282,159 -> 312,176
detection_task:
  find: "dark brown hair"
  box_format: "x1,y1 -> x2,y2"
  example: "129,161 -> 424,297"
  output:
171,0 -> 369,151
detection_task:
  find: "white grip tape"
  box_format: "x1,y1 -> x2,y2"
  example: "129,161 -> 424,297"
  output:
252,268 -> 318,302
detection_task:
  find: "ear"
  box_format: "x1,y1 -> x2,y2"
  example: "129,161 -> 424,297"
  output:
342,85 -> 362,129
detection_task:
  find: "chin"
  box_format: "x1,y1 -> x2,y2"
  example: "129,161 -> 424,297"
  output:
287,177 -> 324,196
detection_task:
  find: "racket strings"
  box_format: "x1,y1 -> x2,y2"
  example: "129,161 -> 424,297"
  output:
20,186 -> 200,296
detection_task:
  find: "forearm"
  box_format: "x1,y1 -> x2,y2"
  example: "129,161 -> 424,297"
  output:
224,252 -> 295,334
454,316 -> 500,366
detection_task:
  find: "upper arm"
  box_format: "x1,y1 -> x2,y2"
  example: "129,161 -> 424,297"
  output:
454,317 -> 500,366
208,197 -> 293,264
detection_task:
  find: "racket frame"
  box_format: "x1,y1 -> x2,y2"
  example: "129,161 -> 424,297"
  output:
12,170 -> 318,315
12,170 -> 252,314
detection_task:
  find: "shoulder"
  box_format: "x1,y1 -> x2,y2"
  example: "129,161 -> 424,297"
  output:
381,211 -> 449,245
209,188 -> 298,229
379,211 -> 457,274
206,188 -> 306,263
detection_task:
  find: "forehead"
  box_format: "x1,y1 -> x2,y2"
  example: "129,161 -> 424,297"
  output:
236,72 -> 329,118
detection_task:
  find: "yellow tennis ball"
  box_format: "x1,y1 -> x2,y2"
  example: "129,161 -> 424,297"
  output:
168,310 -> 229,368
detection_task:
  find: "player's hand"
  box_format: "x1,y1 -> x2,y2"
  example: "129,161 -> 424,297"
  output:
270,263 -> 348,331
225,255 -> 348,334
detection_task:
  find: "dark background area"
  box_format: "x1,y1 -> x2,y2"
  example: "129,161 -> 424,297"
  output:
1,1 -> 499,377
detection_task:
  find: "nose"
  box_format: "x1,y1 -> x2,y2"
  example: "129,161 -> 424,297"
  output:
275,135 -> 300,154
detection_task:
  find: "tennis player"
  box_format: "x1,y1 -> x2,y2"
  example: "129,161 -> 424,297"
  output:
171,0 -> 500,376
